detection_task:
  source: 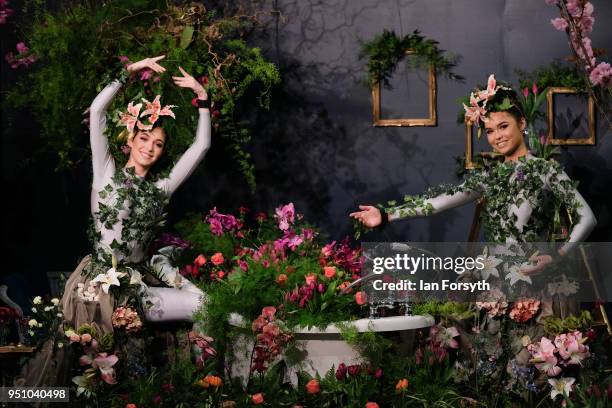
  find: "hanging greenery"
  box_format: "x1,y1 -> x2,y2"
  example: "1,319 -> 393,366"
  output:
359,29 -> 463,88
516,61 -> 587,92
4,0 -> 281,191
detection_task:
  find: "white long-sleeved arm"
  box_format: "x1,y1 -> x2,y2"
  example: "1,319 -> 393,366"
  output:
90,80 -> 122,189
387,185 -> 480,221
156,108 -> 211,196
546,165 -> 597,254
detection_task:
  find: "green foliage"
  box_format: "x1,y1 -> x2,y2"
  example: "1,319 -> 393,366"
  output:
412,301 -> 475,320
543,310 -> 592,335
360,30 -> 463,89
5,0 -> 280,191
516,61 -> 588,91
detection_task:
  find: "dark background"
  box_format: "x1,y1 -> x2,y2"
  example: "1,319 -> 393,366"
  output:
1,0 -> 611,305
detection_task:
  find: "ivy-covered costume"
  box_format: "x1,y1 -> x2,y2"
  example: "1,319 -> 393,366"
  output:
16,80 -> 210,388
69,78 -> 211,328
386,154 -> 596,253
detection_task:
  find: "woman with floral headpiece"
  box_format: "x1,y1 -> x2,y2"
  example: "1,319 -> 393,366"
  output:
351,74 -> 596,271
16,56 -> 211,387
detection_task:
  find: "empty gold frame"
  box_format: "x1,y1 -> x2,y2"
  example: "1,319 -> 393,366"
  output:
464,121 -> 501,169
546,87 -> 596,145
371,51 -> 437,127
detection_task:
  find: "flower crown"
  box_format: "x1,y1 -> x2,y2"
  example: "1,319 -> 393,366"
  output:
119,95 -> 176,134
463,74 -> 515,127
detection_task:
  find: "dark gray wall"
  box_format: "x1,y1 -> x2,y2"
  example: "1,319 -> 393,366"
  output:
1,1 -> 611,303
250,0 -> 612,242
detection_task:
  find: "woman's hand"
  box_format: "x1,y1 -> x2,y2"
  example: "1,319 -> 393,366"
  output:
520,253 -> 554,276
350,205 -> 383,228
126,55 -> 166,74
172,67 -> 207,100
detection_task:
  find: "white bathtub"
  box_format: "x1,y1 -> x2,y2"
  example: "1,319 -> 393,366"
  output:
227,314 -> 434,383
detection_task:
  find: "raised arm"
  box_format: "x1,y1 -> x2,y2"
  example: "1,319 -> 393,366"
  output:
546,162 -> 597,255
156,66 -> 211,196
156,108 -> 211,195
90,80 -> 122,189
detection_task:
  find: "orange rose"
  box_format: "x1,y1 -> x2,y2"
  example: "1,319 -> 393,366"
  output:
252,393 -> 264,404
211,252 -> 225,266
194,254 -> 207,267
204,375 -> 223,388
395,378 -> 409,393
355,291 -> 367,305
365,403 -> 380,408
276,274 -> 288,286
305,379 -> 320,394
323,266 -> 336,279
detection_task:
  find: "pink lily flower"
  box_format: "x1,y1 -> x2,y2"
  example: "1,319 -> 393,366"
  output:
92,353 -> 119,384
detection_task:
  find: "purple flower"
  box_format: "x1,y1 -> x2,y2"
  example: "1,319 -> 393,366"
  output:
516,168 -> 525,182
274,203 -> 295,231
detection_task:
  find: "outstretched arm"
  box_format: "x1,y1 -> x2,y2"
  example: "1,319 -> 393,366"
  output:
157,67 -> 211,196
351,179 -> 481,228
90,80 -> 122,190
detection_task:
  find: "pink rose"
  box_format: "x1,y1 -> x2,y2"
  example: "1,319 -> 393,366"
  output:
355,291 -> 367,305
69,333 -> 81,343
194,255 -> 206,267
211,252 -> 224,266
81,333 -> 92,343
306,379 -> 320,394
252,393 -> 264,405
365,402 -> 380,408
323,266 -> 336,279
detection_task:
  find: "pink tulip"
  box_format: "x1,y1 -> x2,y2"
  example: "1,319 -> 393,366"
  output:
532,82 -> 538,95
522,87 -> 529,98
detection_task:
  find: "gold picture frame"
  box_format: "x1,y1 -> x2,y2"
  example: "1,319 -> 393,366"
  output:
371,50 -> 437,127
546,87 -> 596,145
464,121 -> 501,169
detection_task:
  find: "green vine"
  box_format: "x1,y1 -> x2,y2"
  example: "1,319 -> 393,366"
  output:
5,1 -> 280,191
516,61 -> 588,92
359,29 -> 463,88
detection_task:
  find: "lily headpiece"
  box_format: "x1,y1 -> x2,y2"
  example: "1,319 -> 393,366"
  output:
463,74 -> 514,127
119,95 -> 176,133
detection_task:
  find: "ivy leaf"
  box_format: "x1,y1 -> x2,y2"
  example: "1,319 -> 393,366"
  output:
497,97 -> 513,111
180,26 -> 194,49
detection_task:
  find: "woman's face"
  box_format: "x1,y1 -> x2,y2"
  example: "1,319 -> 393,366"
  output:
127,127 -> 165,169
485,111 -> 526,157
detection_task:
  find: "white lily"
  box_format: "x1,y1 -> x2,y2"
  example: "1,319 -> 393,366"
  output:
91,267 -> 121,294
504,263 -> 532,286
478,247 -> 503,280
548,377 -> 575,400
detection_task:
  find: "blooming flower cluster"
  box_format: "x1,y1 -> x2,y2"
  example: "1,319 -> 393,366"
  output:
250,306 -> 293,373
462,74 -> 514,127
5,42 -> 37,69
547,0 -> 611,87
319,238 -> 362,279
111,306 -> 143,333
475,288 -> 508,317
509,299 -> 541,323
77,282 -> 101,302
119,95 -> 176,133
205,207 -> 243,236
285,274 -> 326,308
416,324 -> 460,364
528,331 -> 590,377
